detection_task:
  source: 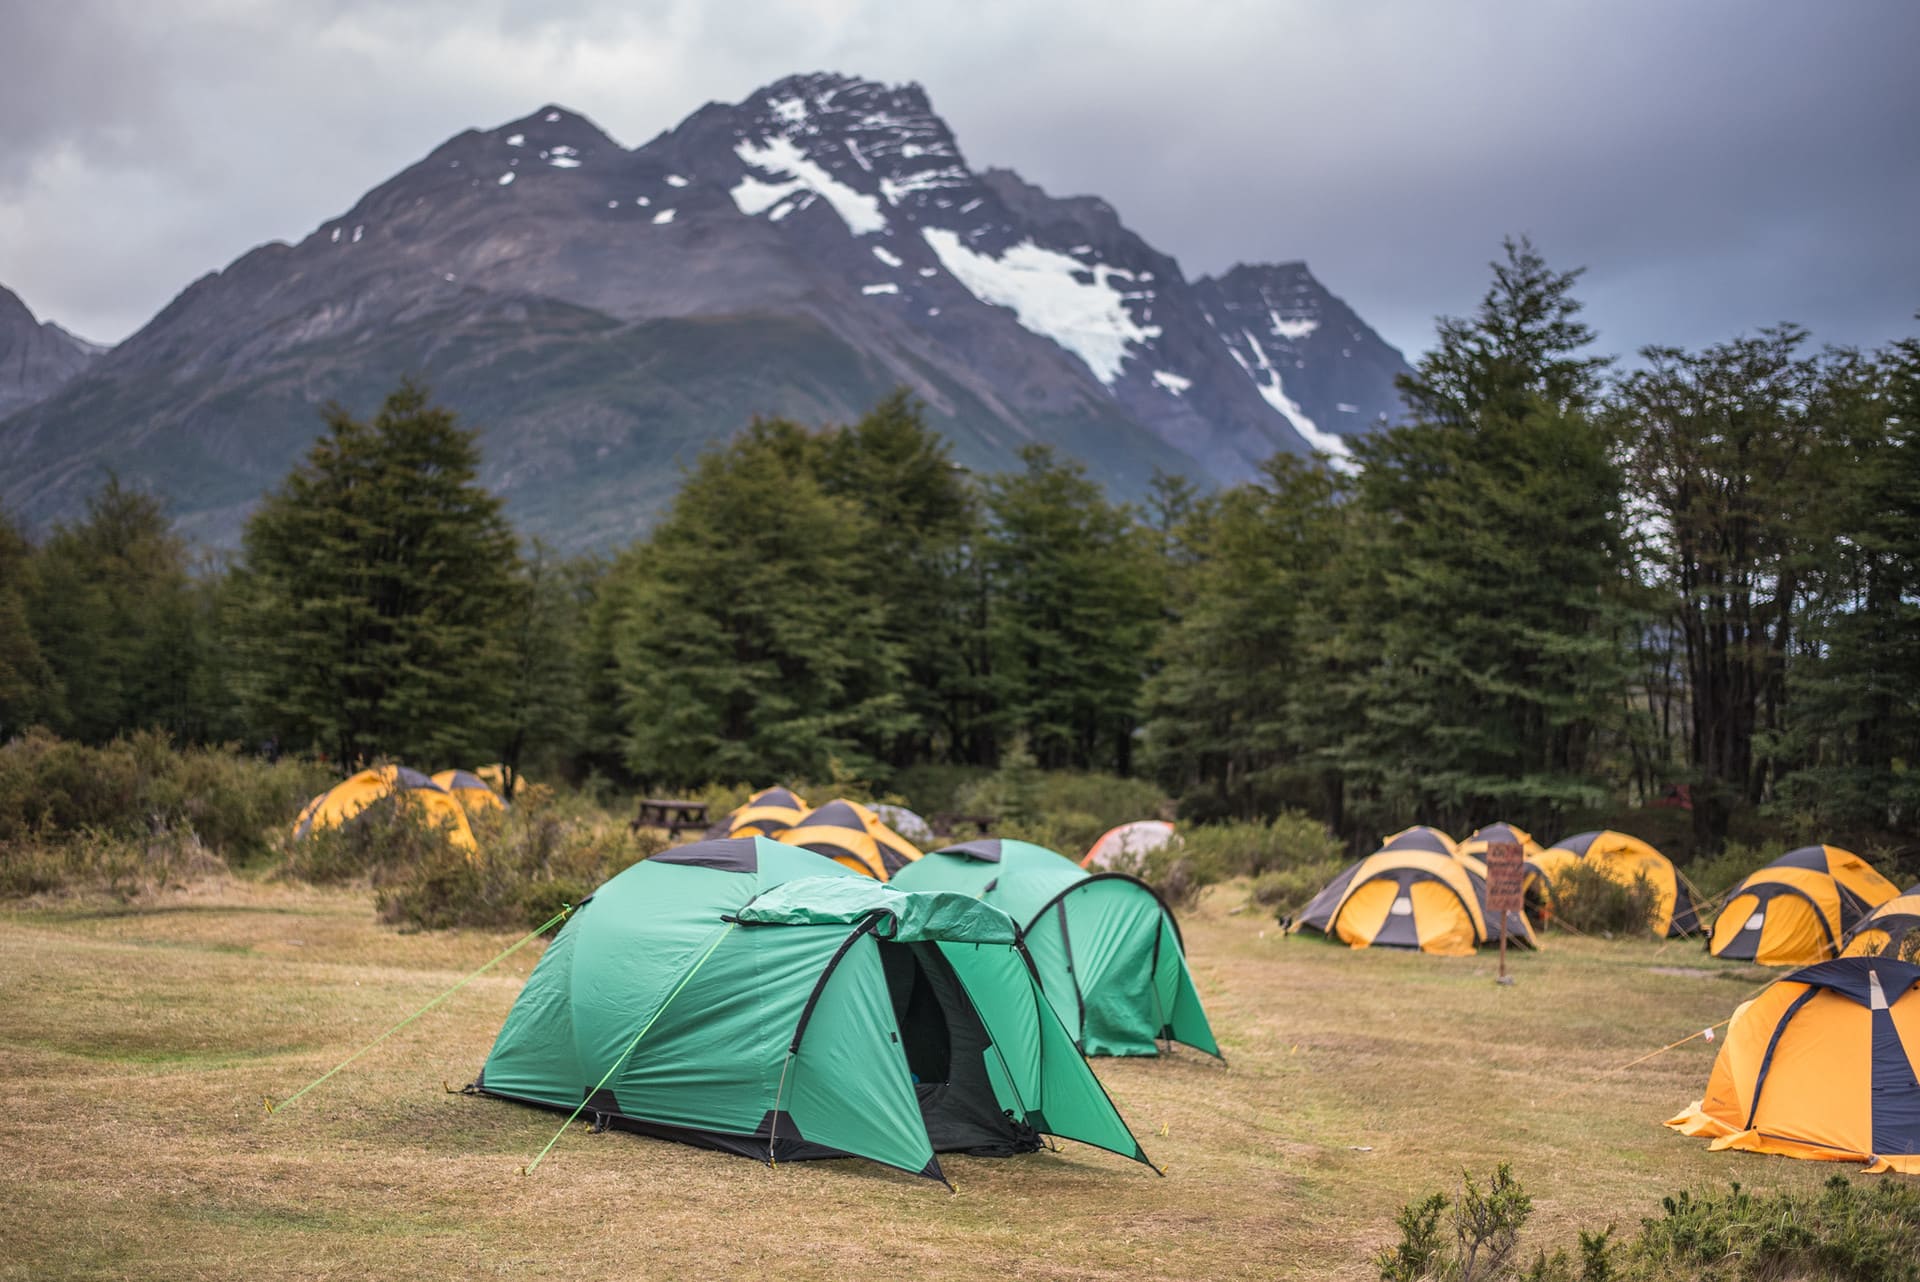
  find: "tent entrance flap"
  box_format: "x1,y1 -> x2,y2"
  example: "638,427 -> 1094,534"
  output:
878,940 -> 1040,1157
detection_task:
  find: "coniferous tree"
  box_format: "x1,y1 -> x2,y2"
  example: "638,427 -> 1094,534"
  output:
610,420 -> 910,788
495,544 -> 595,795
983,445 -> 1161,772
25,479 -> 220,743
0,511 -> 56,738
1326,238 -> 1633,836
815,392 -> 990,764
1143,454 -> 1345,820
228,382 -> 517,766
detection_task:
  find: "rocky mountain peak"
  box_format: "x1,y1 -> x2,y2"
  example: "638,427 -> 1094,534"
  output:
0,284 -> 104,420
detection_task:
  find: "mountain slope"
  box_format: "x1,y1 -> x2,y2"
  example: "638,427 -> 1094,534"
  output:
0,286 -> 103,420
0,73 -> 1409,551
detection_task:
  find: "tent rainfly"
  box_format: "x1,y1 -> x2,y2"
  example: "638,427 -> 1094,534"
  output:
1709,846 -> 1901,965
1666,957 -> 1920,1173
432,769 -> 506,815
1542,830 -> 1700,937
1082,821 -> 1178,871
777,799 -> 923,880
724,786 -> 811,838
1291,845 -> 1493,956
1842,888 -> 1920,962
890,838 -> 1219,1059
475,837 -> 1153,1183
292,765 -> 477,853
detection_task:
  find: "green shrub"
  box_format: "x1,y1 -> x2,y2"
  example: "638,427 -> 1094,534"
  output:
1683,842 -> 1769,906
1382,1173 -> 1920,1282
1180,812 -> 1344,881
0,730 -> 332,896
1377,1163 -> 1542,1282
371,788 -> 664,930
1548,862 -> 1659,936
1254,858 -> 1345,914
1629,1177 -> 1920,1282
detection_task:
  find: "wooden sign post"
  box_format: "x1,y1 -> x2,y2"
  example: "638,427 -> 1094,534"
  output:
1484,839 -> 1525,985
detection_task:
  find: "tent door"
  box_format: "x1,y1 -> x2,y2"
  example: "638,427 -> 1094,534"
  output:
877,940 -> 1039,1157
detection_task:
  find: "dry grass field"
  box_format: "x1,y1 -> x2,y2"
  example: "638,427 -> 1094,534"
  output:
0,875 -> 1852,1280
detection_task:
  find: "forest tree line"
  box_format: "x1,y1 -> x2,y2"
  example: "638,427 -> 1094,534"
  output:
1,241 -> 1914,856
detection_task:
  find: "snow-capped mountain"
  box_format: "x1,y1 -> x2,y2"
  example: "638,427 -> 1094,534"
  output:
0,285 -> 104,420
0,72 -> 1409,550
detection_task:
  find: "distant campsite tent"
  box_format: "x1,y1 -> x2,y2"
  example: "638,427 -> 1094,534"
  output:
871,803 -> 934,846
292,765 -> 477,853
432,769 -> 506,815
1666,957 -> 1920,1174
1289,845 -> 1493,957
1083,820 -> 1178,870
1709,846 -> 1901,965
1543,830 -> 1700,937
1842,888 -> 1920,962
1380,826 -> 1457,857
723,787 -> 811,838
473,837 -> 1152,1183
777,800 -> 923,880
890,838 -> 1219,1059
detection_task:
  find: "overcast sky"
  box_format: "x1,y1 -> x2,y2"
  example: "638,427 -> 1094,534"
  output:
2,0 -> 1915,361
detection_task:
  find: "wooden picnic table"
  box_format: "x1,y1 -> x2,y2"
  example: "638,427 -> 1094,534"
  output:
630,799 -> 710,836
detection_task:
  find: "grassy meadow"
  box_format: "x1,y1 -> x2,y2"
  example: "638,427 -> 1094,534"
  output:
0,873 -> 1857,1281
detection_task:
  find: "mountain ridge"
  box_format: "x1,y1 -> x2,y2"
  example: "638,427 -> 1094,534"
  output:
0,71 -> 1410,551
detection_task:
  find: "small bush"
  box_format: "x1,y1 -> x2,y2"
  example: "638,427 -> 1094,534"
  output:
1180,812 -> 1344,881
0,730 -> 332,897
1377,1163 -> 1542,1282
1683,842 -> 1769,906
1254,858 -> 1345,913
1383,1173 -> 1920,1282
1548,863 -> 1659,936
370,787 -> 664,930
1630,1177 -> 1920,1282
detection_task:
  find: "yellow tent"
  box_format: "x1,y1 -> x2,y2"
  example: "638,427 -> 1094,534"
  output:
1710,845 -> 1899,965
776,799 -> 923,881
1288,847 -> 1490,957
1666,957 -> 1920,1173
723,786 -> 810,837
1841,889 -> 1920,962
292,766 -> 477,853
432,769 -> 506,815
1542,830 -> 1700,936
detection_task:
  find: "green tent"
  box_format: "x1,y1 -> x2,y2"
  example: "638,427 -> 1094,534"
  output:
475,836 -> 1153,1184
889,838 -> 1221,1059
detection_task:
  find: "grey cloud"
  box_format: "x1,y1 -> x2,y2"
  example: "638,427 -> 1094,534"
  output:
0,0 -> 1913,358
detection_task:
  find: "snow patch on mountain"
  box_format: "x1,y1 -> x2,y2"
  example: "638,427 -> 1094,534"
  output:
734,135 -> 885,235
1230,331 -> 1351,461
922,229 -> 1160,386
1152,370 -> 1192,395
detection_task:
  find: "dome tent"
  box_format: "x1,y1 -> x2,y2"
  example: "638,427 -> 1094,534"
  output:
1666,957 -> 1920,1174
292,765 -> 477,854
1082,820 -> 1177,870
889,838 -> 1219,1059
1543,829 -> 1700,937
1842,888 -> 1920,961
723,786 -> 811,837
432,769 -> 506,815
1290,845 -> 1492,957
475,837 -> 1151,1184
777,799 -> 923,880
1709,845 -> 1900,965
